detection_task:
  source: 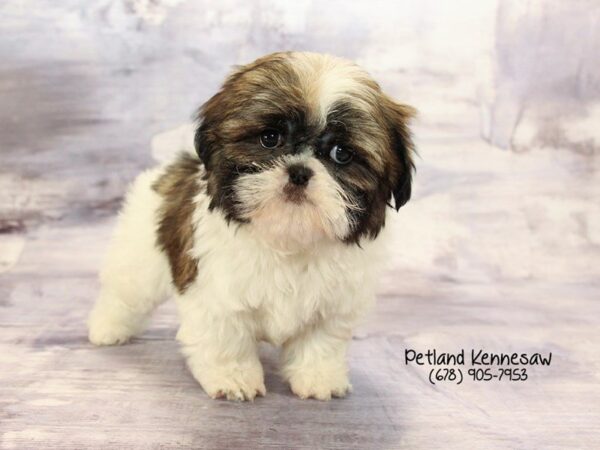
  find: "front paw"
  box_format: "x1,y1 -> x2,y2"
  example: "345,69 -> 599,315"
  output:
190,361 -> 266,402
288,367 -> 352,401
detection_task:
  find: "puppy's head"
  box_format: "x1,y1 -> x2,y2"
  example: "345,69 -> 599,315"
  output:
196,52 -> 415,250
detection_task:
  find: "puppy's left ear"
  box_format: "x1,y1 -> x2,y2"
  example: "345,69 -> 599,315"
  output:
383,97 -> 416,211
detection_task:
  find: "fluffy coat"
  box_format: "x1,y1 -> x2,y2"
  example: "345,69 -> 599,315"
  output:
88,52 -> 415,401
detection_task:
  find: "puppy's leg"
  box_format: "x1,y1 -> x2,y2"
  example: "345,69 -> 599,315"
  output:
281,321 -> 353,400
88,169 -> 172,346
177,304 -> 265,401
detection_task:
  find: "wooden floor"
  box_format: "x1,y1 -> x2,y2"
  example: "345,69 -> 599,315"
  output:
1,2 -> 600,449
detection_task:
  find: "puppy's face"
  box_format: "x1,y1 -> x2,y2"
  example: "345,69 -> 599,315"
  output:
196,52 -> 415,250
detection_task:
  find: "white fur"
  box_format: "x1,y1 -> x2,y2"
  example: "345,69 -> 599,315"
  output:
88,169 -> 173,345
89,158 -> 388,401
290,52 -> 378,128
235,154 -> 358,251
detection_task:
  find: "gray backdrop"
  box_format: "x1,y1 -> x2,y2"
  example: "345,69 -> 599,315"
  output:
1,1 -> 599,449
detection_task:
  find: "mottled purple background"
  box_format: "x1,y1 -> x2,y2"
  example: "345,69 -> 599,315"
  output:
1,1 -> 599,448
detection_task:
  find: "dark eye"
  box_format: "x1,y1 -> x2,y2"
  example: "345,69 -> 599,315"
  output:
259,129 -> 282,148
329,145 -> 353,165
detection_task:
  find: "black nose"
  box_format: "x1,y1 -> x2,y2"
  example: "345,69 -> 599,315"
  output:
287,164 -> 314,186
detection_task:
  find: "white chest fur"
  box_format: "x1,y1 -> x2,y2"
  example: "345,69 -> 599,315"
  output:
176,192 -> 385,346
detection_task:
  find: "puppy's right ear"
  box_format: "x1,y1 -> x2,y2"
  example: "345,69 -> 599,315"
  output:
194,68 -> 242,171
194,88 -> 226,171
194,61 -> 257,170
194,121 -> 211,169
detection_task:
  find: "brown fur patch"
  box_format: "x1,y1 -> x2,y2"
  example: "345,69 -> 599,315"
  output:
152,153 -> 202,293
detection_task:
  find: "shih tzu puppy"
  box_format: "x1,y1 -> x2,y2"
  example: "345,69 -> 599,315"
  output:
88,51 -> 415,401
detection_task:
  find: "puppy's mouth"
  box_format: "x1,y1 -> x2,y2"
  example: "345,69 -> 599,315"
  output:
282,182 -> 308,204
281,163 -> 314,205
232,156 -> 354,248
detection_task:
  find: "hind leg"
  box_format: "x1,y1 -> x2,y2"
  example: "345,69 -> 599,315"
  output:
88,169 -> 172,345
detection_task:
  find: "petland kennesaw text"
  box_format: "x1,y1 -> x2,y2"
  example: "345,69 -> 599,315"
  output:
405,349 -> 552,366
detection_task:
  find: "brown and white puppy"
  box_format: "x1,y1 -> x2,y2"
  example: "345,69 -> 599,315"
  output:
88,52 -> 415,401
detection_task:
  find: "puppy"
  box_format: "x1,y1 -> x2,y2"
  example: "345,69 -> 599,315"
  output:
88,52 -> 415,401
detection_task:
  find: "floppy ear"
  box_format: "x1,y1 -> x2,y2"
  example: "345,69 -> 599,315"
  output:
194,68 -> 246,170
194,63 -> 257,170
194,89 -> 226,172
384,99 -> 416,210
193,124 -> 205,162
194,121 -> 211,169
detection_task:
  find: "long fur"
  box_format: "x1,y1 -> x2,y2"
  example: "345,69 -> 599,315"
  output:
88,52 -> 415,401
